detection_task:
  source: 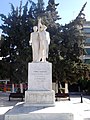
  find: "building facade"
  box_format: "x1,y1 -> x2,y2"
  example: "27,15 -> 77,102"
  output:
83,21 -> 90,64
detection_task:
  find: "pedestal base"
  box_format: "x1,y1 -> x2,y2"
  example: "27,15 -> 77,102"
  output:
24,90 -> 55,106
5,102 -> 74,120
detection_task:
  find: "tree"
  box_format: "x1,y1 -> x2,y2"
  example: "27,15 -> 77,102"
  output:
43,0 -> 61,27
58,2 -> 90,83
33,0 -> 45,19
46,0 -> 60,21
0,0 -> 36,83
59,2 -> 87,61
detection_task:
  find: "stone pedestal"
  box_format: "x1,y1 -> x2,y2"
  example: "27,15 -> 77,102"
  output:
24,62 -> 55,106
25,90 -> 55,106
5,62 -> 74,120
28,62 -> 52,91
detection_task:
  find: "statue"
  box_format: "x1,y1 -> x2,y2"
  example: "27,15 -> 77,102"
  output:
38,25 -> 50,62
29,26 -> 39,62
29,18 -> 50,62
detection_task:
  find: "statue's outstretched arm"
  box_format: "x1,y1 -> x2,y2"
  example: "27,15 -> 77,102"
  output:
38,18 -> 42,31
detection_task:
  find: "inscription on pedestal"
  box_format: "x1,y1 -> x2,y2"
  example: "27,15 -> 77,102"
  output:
28,62 -> 52,90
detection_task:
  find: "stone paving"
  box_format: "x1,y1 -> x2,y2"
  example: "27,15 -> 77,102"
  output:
0,92 -> 21,120
0,92 -> 90,120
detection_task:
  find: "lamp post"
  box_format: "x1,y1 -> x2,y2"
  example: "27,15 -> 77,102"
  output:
80,82 -> 83,103
80,92 -> 83,103
78,80 -> 83,103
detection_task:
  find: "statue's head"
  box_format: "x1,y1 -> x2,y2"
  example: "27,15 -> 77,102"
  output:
33,26 -> 38,32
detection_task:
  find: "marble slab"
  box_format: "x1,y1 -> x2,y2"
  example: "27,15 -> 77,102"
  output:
5,102 -> 74,120
25,90 -> 55,106
28,62 -> 52,91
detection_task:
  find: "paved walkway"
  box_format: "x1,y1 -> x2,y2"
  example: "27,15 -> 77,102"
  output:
0,92 -> 90,120
69,96 -> 90,120
0,92 -> 20,120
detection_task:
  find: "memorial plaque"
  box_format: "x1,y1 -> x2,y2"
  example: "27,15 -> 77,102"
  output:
28,62 -> 52,90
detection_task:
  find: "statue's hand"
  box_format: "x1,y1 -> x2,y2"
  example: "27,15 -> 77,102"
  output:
29,41 -> 32,45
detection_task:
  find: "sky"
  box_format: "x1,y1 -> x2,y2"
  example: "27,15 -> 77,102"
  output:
0,0 -> 90,34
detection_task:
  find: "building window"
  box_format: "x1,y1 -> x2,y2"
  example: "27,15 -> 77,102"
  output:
85,48 -> 90,55
85,38 -> 90,43
84,59 -> 90,64
84,28 -> 90,33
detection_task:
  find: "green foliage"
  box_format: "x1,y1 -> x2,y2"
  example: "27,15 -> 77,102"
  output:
87,80 -> 90,94
59,2 -> 87,61
0,61 -> 10,79
59,60 -> 90,83
59,19 -> 85,61
33,0 -> 45,19
56,2 -> 90,83
0,0 -> 36,82
44,0 -> 60,27
46,0 -> 60,21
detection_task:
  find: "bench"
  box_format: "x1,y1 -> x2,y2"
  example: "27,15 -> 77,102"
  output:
9,93 -> 24,101
55,93 -> 70,101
